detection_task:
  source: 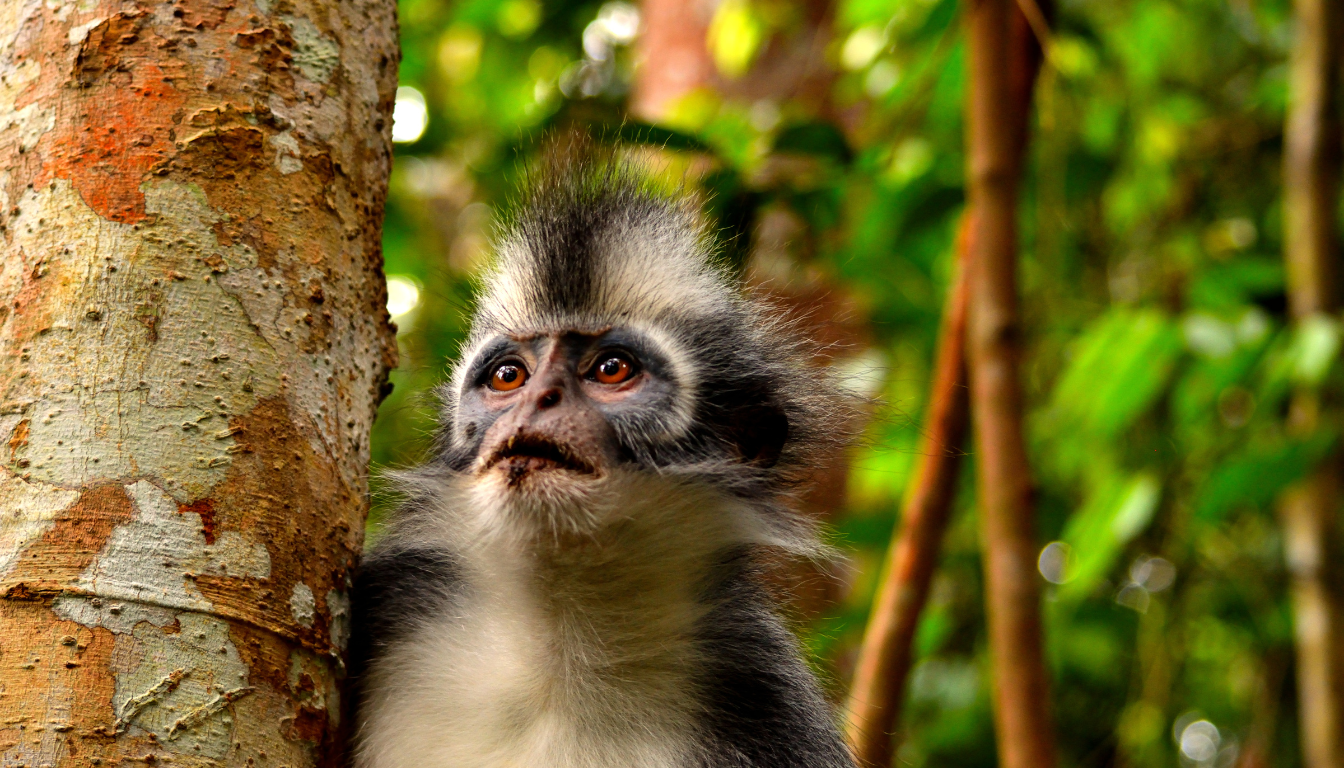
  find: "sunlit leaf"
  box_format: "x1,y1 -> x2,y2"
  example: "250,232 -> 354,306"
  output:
707,0 -> 764,79
1290,315 -> 1342,385
1058,472 -> 1162,601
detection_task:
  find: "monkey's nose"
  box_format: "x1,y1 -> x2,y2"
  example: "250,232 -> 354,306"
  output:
537,389 -> 562,409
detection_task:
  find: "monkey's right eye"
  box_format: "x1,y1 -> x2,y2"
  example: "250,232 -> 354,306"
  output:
489,363 -> 527,392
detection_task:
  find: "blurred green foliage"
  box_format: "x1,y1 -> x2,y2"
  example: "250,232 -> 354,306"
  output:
369,0 -> 1344,765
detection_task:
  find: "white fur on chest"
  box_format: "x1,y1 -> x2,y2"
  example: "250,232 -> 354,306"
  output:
354,472 -> 807,768
357,604 -> 699,768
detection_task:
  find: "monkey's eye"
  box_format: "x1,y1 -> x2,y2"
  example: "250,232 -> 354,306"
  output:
489,363 -> 527,392
591,355 -> 635,384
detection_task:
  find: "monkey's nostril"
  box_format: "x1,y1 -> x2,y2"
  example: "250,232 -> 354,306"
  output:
538,389 -> 561,408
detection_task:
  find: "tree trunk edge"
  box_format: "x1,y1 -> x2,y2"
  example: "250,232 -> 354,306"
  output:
1280,0 -> 1344,765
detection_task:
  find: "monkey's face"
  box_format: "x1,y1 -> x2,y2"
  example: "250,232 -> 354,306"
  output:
455,327 -> 685,504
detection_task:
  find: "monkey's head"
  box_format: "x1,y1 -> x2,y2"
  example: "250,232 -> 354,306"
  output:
430,154 -> 844,544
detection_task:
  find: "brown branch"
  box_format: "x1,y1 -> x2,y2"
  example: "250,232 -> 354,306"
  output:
845,220 -> 972,767
963,1 -> 1056,768
1012,0 -> 1052,62
1280,461 -> 1344,768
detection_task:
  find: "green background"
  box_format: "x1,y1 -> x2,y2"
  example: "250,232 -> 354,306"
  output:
368,0 -> 1340,765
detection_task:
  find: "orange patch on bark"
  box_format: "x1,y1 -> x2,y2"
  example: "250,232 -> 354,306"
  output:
191,397 -> 359,653
33,13 -> 186,224
0,601 -> 128,765
178,497 -> 218,544
228,621 -> 346,766
8,419 -> 29,460
284,705 -> 328,743
170,0 -> 238,31
3,484 -> 134,590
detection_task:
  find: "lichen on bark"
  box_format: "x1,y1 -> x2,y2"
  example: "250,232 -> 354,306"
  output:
0,0 -> 398,765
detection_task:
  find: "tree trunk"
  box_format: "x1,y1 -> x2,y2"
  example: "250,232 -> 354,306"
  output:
0,1 -> 398,766
963,2 -> 1056,768
630,0 -> 718,121
845,223 -> 971,768
1280,1 -> 1344,764
631,0 -> 836,123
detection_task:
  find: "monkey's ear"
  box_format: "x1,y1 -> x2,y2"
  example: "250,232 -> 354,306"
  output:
729,404 -> 789,468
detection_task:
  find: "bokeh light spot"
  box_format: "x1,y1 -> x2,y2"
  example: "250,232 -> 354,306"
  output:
385,275 -> 421,320
392,87 -> 428,144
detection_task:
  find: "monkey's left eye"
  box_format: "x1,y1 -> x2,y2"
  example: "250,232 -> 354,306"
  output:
591,355 -> 635,384
489,363 -> 527,391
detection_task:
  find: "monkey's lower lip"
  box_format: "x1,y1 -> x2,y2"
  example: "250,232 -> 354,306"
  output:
486,435 -> 596,482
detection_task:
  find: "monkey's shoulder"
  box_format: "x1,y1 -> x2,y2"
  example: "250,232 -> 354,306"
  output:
692,579 -> 856,768
348,543 -> 463,667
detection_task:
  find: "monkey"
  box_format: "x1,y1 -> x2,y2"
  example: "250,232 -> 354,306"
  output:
348,149 -> 857,768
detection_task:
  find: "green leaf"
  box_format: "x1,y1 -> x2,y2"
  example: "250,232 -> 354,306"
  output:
1058,472 -> 1162,601
1049,308 -> 1184,438
1194,433 -> 1338,521
772,122 -> 854,165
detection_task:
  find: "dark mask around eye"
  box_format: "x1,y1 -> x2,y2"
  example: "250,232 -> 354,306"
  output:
724,403 -> 789,468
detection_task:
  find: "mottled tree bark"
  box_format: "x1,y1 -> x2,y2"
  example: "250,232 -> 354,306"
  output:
0,1 -> 398,766
1280,1 -> 1344,765
845,228 -> 970,768
963,2 -> 1055,768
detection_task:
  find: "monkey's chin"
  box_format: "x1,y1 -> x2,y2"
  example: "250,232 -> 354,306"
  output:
472,461 -> 610,541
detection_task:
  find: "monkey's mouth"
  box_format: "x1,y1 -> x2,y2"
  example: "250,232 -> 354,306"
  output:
485,434 -> 596,486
